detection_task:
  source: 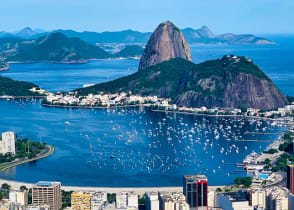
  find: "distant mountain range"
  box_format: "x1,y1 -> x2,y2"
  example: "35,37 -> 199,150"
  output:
0,26 -> 275,45
0,33 -> 144,67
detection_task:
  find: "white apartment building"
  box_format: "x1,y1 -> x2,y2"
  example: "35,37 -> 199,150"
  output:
248,188 -> 266,208
9,190 -> 28,206
116,192 -> 128,209
128,192 -> 138,209
0,131 -> 16,155
215,192 -> 253,210
145,192 -> 159,210
266,187 -> 288,210
159,192 -> 189,210
116,192 -> 138,209
91,191 -> 107,210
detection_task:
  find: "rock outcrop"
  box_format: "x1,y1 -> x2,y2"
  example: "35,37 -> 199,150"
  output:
138,21 -> 192,70
78,56 -> 288,110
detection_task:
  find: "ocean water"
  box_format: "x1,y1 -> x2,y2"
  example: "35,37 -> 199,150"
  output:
1,36 -> 294,95
0,36 -> 293,186
0,100 -> 287,186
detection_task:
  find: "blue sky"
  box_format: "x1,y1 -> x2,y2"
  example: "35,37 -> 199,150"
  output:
0,0 -> 293,34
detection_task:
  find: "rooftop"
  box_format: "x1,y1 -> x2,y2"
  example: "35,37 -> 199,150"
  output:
184,174 -> 207,181
219,191 -> 248,202
34,181 -> 61,188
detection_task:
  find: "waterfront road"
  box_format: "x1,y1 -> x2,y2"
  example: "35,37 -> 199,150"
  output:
0,145 -> 54,172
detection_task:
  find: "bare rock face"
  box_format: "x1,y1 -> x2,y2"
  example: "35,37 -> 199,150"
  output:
138,21 -> 192,70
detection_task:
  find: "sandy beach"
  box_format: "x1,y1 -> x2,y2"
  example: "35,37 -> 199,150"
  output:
0,178 -> 223,195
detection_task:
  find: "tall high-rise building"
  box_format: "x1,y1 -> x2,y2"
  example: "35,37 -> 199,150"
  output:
0,131 -> 16,155
32,181 -> 62,210
287,165 -> 294,194
71,192 -> 92,210
183,175 -> 208,210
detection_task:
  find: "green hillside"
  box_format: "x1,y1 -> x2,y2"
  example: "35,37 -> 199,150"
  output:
0,76 -> 43,96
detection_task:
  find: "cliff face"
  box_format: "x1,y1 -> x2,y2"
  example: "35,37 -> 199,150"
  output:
138,21 -> 192,70
175,71 -> 288,110
175,55 -> 288,110
78,56 -> 288,110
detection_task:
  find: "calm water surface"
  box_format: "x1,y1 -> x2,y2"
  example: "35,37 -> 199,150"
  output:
0,38 -> 293,186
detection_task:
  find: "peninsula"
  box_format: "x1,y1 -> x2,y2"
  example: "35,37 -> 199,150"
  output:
74,21 -> 288,111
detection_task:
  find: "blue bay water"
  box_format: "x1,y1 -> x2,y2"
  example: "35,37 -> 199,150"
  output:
0,37 -> 293,186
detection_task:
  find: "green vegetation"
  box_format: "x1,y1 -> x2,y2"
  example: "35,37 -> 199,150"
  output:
216,188 -> 222,192
114,45 -> 143,58
0,76 -> 43,96
20,185 -> 28,192
28,189 -> 32,204
107,193 -> 116,203
287,96 -> 294,104
0,183 -> 11,200
62,190 -> 73,209
278,131 -> 294,152
138,195 -> 146,205
0,33 -> 145,63
75,56 -> 275,109
0,137 -> 46,164
234,177 -> 253,187
267,130 -> 294,172
263,148 -> 279,154
238,100 -> 248,113
6,33 -> 110,62
274,153 -> 294,171
0,60 -> 8,70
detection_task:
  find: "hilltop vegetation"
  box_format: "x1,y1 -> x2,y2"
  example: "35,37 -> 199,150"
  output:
76,56 -> 288,110
5,33 -> 110,63
114,45 -> 144,58
0,76 -> 43,96
0,33 -> 145,63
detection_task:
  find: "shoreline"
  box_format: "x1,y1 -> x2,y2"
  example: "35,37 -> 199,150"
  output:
0,178 -> 223,194
0,96 -> 46,99
0,65 -> 9,72
41,103 -> 291,122
42,103 -> 148,110
0,145 -> 54,172
5,57 -> 139,65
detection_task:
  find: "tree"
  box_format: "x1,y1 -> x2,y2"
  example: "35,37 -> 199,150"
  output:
1,183 -> 10,191
20,186 -> 28,192
216,188 -> 222,192
107,193 -> 116,203
234,177 -> 253,188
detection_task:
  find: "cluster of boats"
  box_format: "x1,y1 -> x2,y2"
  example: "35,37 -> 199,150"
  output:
69,107 -> 287,180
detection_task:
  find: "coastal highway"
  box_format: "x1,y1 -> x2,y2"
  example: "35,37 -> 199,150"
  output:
0,145 -> 54,172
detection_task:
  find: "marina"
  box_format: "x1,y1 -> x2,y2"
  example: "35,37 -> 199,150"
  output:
0,99 -> 289,186
0,43 -> 293,187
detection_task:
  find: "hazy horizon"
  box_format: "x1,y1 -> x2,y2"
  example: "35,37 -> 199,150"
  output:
4,26 -> 294,37
1,0 -> 293,34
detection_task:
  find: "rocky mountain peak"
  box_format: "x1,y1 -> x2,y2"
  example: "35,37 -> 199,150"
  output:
138,21 -> 192,70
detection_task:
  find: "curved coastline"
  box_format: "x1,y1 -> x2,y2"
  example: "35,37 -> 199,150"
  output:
0,145 -> 54,172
